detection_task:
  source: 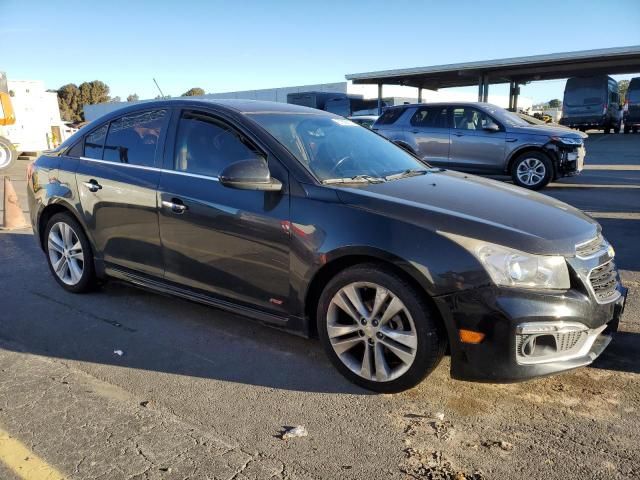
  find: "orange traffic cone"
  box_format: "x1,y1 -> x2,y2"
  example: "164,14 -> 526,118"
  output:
2,176 -> 29,230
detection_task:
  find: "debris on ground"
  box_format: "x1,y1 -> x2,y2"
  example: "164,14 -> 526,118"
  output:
481,440 -> 514,452
280,425 -> 308,440
400,448 -> 483,479
403,413 -> 454,441
113,350 -> 124,356
140,400 -> 152,408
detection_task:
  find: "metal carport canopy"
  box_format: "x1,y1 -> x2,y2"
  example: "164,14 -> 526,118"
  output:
345,46 -> 640,90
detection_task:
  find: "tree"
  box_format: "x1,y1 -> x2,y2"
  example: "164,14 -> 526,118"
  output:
181,87 -> 205,97
57,84 -> 82,122
110,96 -> 122,103
57,80 -> 111,122
618,80 -> 630,103
127,93 -> 139,102
548,99 -> 562,108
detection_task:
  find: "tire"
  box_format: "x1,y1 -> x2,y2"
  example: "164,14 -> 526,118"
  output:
614,123 -> 621,134
604,124 -> 611,134
510,151 -> 553,190
0,136 -> 17,172
44,212 -> 96,293
316,263 -> 446,393
624,125 -> 631,134
634,126 -> 639,134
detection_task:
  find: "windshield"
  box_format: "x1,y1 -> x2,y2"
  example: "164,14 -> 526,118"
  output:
564,78 -> 605,106
481,105 -> 530,127
248,112 -> 427,182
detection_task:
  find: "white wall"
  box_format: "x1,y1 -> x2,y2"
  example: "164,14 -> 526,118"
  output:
3,80 -> 64,151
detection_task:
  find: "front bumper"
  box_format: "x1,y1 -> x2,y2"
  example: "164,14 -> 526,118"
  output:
433,283 -> 626,382
559,115 -> 607,129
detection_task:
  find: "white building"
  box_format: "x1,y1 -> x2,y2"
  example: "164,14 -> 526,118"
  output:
3,80 -> 69,152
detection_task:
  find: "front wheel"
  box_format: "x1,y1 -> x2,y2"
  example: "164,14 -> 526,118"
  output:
317,264 -> 446,393
44,212 -> 96,293
511,152 -> 552,190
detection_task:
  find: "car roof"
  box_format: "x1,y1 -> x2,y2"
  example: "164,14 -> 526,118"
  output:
129,98 -> 327,115
386,101 -> 498,110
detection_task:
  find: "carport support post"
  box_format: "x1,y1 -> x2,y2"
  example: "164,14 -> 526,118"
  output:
418,87 -> 422,103
482,77 -> 489,103
477,75 -> 484,101
508,81 -> 515,110
512,82 -> 519,111
377,83 -> 383,115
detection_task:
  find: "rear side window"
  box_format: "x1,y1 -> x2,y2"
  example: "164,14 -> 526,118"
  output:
102,110 -> 166,166
410,106 -> 448,128
376,108 -> 404,125
84,124 -> 108,159
174,111 -> 261,177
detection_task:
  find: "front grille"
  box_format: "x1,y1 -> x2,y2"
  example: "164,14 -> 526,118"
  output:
589,260 -> 619,303
576,235 -> 605,258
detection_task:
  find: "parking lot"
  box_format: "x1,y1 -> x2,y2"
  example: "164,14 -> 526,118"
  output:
0,133 -> 639,479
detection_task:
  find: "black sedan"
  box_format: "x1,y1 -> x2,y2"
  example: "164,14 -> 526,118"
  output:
27,99 -> 626,392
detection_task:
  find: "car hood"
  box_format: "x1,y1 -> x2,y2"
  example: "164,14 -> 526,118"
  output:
510,124 -> 586,138
334,170 -> 599,256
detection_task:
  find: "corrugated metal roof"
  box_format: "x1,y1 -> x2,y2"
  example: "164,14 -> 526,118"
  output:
346,46 -> 640,88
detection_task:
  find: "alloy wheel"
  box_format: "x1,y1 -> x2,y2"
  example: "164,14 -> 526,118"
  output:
47,222 -> 85,286
516,158 -> 546,186
326,282 -> 418,382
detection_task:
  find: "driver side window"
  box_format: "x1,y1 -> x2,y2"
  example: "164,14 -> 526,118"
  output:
174,111 -> 261,177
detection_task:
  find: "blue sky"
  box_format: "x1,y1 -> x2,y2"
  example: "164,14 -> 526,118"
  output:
2,0 -> 639,102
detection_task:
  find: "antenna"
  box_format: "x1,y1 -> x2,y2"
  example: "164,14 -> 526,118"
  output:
153,78 -> 166,98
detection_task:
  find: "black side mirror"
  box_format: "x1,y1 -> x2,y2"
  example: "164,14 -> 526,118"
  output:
483,121 -> 500,132
219,157 -> 282,192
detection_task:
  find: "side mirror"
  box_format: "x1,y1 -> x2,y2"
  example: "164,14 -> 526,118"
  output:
483,121 -> 500,132
219,157 -> 282,192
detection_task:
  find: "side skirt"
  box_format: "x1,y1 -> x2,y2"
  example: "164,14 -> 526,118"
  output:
105,266 -> 295,329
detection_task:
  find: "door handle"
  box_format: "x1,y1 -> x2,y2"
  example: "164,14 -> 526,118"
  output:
411,129 -> 420,133
162,199 -> 188,214
453,132 -> 464,137
82,179 -> 102,192
506,137 -> 518,142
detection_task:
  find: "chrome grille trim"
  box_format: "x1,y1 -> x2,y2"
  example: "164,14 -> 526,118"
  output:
588,260 -> 621,304
575,234 -> 608,259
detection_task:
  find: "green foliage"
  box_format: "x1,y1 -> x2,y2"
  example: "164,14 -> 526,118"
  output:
127,93 -> 139,102
181,87 -> 205,97
548,99 -> 561,108
618,80 -> 630,103
57,80 -> 111,122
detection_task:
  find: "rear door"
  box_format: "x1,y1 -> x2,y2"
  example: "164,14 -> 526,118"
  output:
449,106 -> 506,173
628,80 -> 640,122
157,108 -> 291,314
405,105 -> 450,166
75,109 -> 168,277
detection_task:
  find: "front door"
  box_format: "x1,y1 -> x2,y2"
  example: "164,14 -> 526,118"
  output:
75,109 -> 168,277
449,107 -> 506,173
158,109 -> 291,315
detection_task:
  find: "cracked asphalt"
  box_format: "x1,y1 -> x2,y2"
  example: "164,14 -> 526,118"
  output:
0,133 -> 639,479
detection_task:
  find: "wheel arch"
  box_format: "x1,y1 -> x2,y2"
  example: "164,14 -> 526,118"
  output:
38,201 -> 91,252
302,248 -> 445,339
506,145 -> 556,176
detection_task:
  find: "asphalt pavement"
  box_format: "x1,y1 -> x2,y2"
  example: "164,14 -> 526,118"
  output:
0,133 -> 639,479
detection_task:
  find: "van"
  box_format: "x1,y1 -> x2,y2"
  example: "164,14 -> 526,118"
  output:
623,77 -> 640,134
560,76 -> 622,133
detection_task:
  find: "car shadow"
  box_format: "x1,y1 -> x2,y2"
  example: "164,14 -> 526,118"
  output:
0,231 -> 372,396
591,331 -> 640,375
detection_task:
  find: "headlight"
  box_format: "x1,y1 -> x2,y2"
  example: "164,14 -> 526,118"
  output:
442,233 -> 570,289
552,136 -> 582,146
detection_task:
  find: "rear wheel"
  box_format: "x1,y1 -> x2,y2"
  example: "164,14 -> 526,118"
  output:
624,125 -> 631,134
634,126 -> 639,134
0,136 -> 16,172
511,152 -> 552,190
317,264 -> 446,393
44,212 -> 96,293
614,123 -> 621,134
